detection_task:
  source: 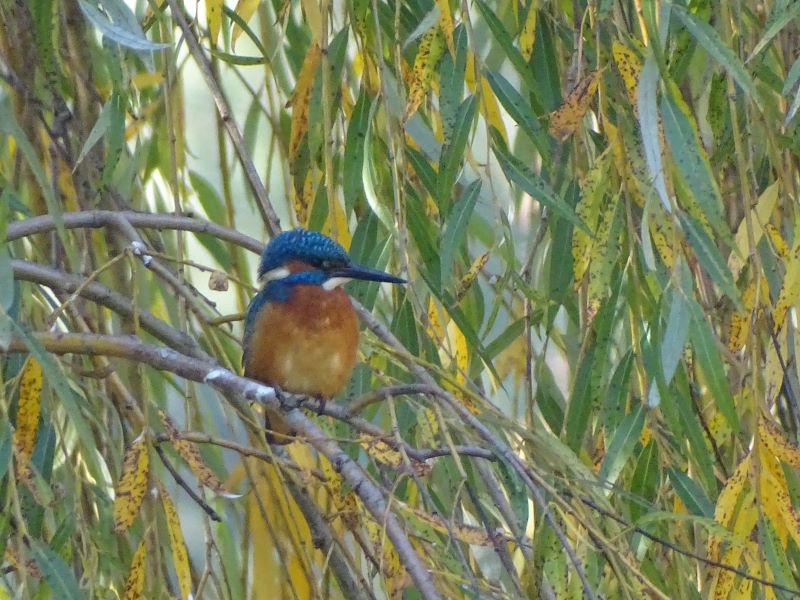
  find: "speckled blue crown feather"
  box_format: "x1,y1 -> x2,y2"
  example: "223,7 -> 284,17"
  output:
257,228 -> 350,279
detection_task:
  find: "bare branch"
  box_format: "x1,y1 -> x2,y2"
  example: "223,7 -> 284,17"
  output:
4,331 -> 442,600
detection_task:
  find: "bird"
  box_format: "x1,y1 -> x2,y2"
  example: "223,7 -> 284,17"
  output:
243,228 -> 405,443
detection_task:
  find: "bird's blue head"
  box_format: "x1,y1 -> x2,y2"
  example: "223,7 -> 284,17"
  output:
255,228 -> 405,301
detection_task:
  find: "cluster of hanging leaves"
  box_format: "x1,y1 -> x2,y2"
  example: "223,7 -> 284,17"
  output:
4,0 -> 800,598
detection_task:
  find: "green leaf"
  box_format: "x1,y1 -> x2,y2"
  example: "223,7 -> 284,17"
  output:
485,69 -> 549,160
0,246 -> 12,311
565,344 -> 595,451
661,91 -> 735,249
343,91 -> 371,209
760,516 -> 795,600
78,0 -> 169,51
688,300 -> 739,433
629,441 -> 659,522
603,351 -> 634,437
0,421 -> 12,480
189,171 -> 226,225
492,137 -> 586,231
660,288 -> 690,384
73,99 -> 112,171
679,213 -> 742,309
440,180 -> 480,288
747,2 -> 800,63
29,540 -> 85,600
474,0 -> 535,90
598,403 -> 645,488
362,100 -> 395,231
671,4 -> 759,104
667,469 -> 714,517
438,25 -> 468,145
209,50 -> 268,65
637,54 -> 671,213
436,95 -> 477,212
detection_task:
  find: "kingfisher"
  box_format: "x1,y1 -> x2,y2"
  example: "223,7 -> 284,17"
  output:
243,228 -> 405,443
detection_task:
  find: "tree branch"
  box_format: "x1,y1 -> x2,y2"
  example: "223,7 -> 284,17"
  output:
3,331 -> 442,600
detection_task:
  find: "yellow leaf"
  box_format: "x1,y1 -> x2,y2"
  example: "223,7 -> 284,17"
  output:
289,43 -> 321,160
548,70 -> 601,140
612,40 -> 641,107
416,408 -> 439,444
123,538 -> 147,600
708,491 -> 757,600
4,546 -> 42,578
455,251 -> 489,302
404,26 -> 445,122
300,0 -> 322,42
426,298 -> 445,343
365,516 -> 407,599
450,319 -> 468,381
322,197 -> 351,248
159,485 -> 192,599
479,74 -> 507,143
760,415 -> 800,468
773,234 -> 800,332
707,453 -> 750,561
114,434 -> 150,533
206,0 -> 223,48
727,277 -> 762,352
231,0 -> 260,48
518,0 -> 538,61
292,169 -> 314,227
729,181 -> 779,278
572,150 -> 610,287
758,442 -> 789,546
765,223 -> 788,258
359,435 -> 431,476
763,464 -> 800,551
435,0 -> 455,56
401,503 -> 495,546
159,411 -> 229,495
586,195 -> 621,318
13,356 -> 42,460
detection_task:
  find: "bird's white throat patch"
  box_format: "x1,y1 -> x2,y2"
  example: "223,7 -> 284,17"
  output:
322,277 -> 351,291
261,266 -> 291,282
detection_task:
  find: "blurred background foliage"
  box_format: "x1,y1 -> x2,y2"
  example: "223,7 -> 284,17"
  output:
2,0 -> 800,598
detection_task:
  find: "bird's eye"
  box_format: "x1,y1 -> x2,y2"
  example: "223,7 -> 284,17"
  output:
321,259 -> 334,270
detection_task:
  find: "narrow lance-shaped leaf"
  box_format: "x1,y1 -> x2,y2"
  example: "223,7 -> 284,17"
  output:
123,538 -> 147,600
440,179 -> 480,287
679,213 -> 742,309
598,403 -> 646,488
548,70 -> 601,141
688,300 -> 739,433
29,541 -> 84,600
518,0 -> 538,61
436,95 -> 477,211
13,356 -> 42,460
671,3 -> 759,104
160,411 -> 235,496
637,54 -> 671,213
404,25 -> 445,122
78,0 -> 169,51
493,138 -> 586,231
661,91 -> 735,250
114,433 -> 150,533
159,484 -> 192,599
612,40 -> 641,107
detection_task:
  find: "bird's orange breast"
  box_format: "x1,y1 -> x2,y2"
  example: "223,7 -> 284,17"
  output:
243,285 -> 359,398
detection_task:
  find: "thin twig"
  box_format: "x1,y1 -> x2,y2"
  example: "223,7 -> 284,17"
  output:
577,495 -> 800,596
164,0 -> 281,236
4,332 -> 443,600
154,444 -> 222,521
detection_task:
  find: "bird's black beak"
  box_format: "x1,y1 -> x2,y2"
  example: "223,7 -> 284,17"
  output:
330,263 -> 406,285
